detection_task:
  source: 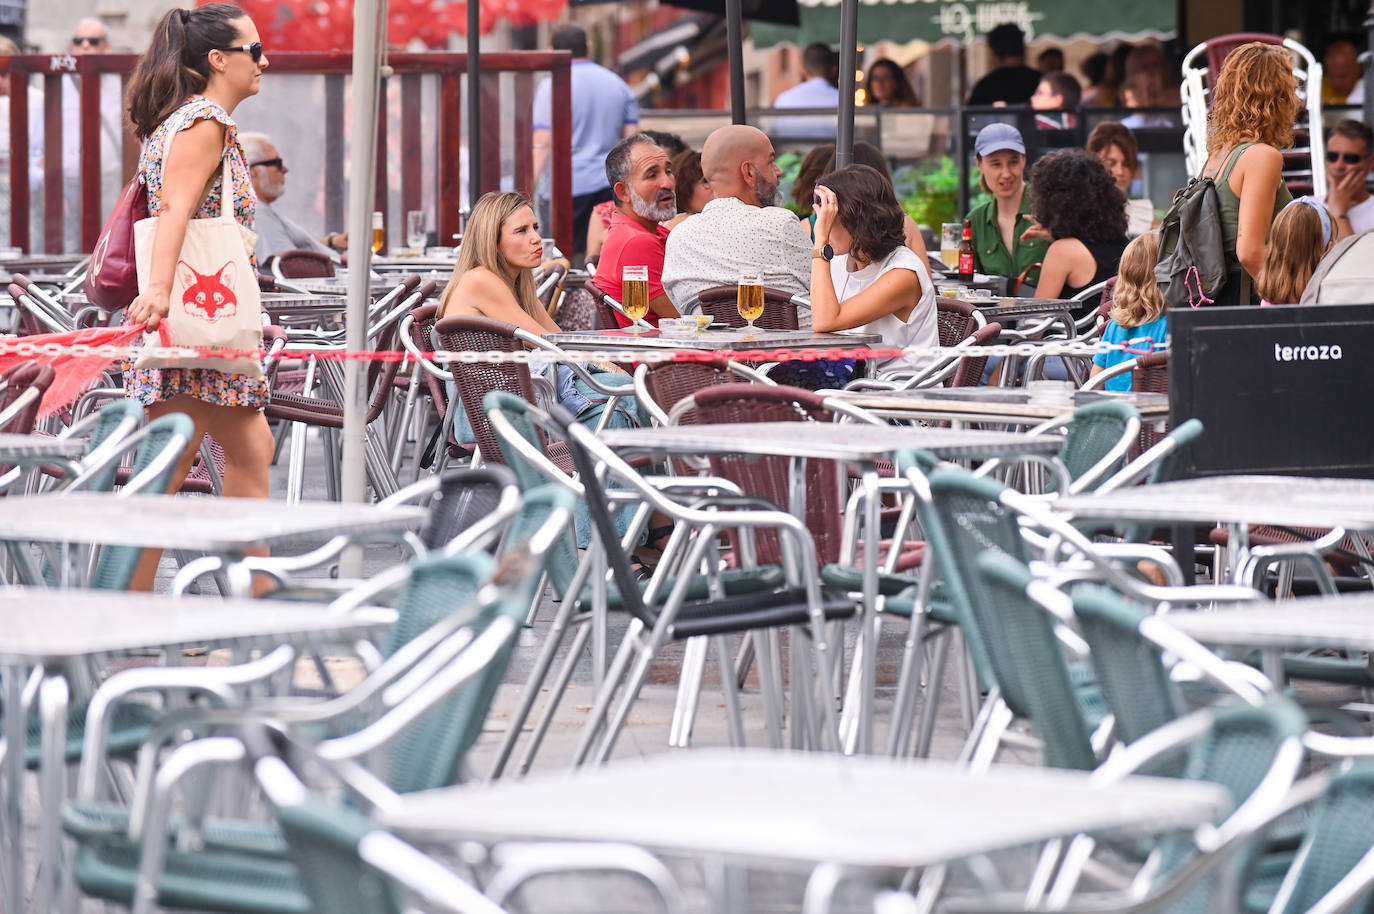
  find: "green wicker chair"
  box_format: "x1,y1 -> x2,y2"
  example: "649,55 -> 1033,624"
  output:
906,465 -> 1107,769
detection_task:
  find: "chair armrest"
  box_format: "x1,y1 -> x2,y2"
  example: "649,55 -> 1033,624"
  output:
76,646 -> 297,801
1078,357 -> 1137,392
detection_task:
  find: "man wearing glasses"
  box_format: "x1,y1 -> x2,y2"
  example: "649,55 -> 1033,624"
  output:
69,19 -> 109,53
239,131 -> 347,264
1324,119 -> 1374,239
54,19 -> 122,251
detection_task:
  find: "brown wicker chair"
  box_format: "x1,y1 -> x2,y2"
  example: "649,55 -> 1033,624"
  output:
695,285 -> 800,331
432,314 -> 574,474
273,248 -> 336,280
690,382 -> 844,568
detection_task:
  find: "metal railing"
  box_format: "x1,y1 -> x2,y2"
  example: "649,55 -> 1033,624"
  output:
0,50 -> 575,255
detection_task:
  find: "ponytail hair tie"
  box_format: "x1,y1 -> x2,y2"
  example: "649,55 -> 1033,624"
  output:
178,7 -> 191,25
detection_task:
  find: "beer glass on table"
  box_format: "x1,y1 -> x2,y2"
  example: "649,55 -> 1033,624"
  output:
371,211 -> 385,254
621,265 -> 650,334
940,223 -> 961,271
737,271 -> 764,335
406,210 -> 426,254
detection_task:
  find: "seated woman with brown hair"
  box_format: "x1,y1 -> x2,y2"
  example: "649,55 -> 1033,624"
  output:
1027,148 -> 1129,315
809,164 -> 938,378
820,141 -> 932,274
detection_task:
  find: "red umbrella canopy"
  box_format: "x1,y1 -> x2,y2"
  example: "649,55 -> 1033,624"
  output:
212,0 -> 567,49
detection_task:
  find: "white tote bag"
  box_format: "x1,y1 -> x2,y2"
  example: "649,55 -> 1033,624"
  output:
133,114 -> 263,379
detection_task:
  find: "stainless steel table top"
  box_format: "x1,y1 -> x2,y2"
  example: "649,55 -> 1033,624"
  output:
545,328 -> 883,352
0,434 -> 86,461
377,751 -> 1227,870
0,493 -> 426,551
1166,594 -> 1374,652
971,297 -> 1076,319
599,422 -> 1063,462
833,387 -> 1169,421
1052,475 -> 1374,530
0,588 -> 394,665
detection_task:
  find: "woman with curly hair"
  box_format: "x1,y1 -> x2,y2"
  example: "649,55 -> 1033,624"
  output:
1028,148 -> 1128,313
1200,41 -> 1298,305
809,164 -> 937,376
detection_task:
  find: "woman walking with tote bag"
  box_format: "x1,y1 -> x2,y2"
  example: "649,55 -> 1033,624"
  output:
123,4 -> 274,590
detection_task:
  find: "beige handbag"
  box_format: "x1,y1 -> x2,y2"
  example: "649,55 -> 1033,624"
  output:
133,112 -> 263,378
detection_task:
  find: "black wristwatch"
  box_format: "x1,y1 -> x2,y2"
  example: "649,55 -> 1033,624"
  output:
812,243 -> 834,261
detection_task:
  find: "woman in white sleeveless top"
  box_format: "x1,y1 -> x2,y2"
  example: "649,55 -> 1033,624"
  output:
808,164 -> 938,376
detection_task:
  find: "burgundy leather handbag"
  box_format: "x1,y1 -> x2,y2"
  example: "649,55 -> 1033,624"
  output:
84,174 -> 148,312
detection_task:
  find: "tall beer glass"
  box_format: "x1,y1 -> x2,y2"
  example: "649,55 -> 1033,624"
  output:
737,271 -> 764,335
621,265 -> 650,334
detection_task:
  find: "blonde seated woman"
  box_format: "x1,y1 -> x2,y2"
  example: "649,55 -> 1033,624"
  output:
438,190 -> 641,417
438,191 -> 658,562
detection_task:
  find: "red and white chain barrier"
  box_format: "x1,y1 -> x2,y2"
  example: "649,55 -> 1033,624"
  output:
0,338 -> 1164,366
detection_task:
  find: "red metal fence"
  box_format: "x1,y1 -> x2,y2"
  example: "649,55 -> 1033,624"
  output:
0,50 -> 573,255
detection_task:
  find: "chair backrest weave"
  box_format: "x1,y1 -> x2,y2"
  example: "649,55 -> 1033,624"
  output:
947,321 -> 1002,388
917,468 -> 1034,707
275,249 -> 336,279
935,298 -> 979,349
433,314 -> 537,466
691,382 -> 844,566
273,798 -> 403,914
1057,400 -> 1139,489
1275,762 -> 1374,914
974,553 -> 1100,771
1070,585 -> 1186,772
696,285 -> 800,330
642,361 -> 738,425
418,466 -> 519,553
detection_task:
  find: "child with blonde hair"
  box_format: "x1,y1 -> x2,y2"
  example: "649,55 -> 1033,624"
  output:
1255,196 -> 1333,305
1090,231 -> 1168,391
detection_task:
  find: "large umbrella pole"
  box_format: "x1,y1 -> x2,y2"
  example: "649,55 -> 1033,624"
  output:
341,0 -> 386,530
468,0 -> 482,204
726,0 -> 745,123
835,0 -> 858,166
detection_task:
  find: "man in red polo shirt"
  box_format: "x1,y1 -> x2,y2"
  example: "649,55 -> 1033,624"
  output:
592,134 -> 682,328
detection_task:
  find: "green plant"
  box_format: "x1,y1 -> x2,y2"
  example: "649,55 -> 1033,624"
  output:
774,150 -> 807,215
891,156 -> 987,228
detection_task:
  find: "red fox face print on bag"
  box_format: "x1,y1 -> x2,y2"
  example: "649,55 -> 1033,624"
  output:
177,260 -> 239,322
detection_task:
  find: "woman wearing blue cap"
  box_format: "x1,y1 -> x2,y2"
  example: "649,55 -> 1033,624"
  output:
966,123 -> 1050,290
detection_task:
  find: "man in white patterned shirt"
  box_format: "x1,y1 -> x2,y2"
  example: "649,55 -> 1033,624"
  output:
661,125 -> 813,325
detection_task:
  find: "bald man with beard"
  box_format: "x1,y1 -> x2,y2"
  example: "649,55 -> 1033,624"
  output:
661,125 -> 814,323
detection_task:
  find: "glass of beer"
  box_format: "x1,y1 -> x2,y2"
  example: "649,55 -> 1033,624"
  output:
737,271 -> 764,335
371,210 -> 385,254
621,265 -> 650,334
940,223 -> 961,271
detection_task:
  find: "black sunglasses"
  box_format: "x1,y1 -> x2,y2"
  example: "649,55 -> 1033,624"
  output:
1327,151 -> 1367,164
250,157 -> 283,169
215,41 -> 263,63
71,35 -> 106,46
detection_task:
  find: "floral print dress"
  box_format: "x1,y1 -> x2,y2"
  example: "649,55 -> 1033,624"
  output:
123,95 -> 270,408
